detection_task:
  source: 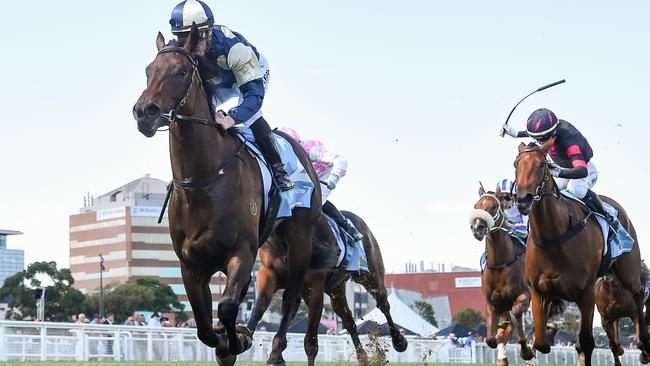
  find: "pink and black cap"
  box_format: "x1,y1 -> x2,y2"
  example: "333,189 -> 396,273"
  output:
526,108 -> 558,139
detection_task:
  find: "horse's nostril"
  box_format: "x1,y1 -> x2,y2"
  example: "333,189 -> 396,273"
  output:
144,103 -> 161,118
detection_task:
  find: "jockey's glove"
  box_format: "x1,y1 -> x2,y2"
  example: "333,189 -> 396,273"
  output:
501,124 -> 518,138
325,174 -> 339,190
549,165 -> 562,177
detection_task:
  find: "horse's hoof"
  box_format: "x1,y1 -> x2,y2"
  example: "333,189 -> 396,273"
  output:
616,345 -> 625,357
533,342 -> 551,354
486,337 -> 498,348
641,351 -> 650,364
230,325 -> 253,355
216,354 -> 237,366
496,357 -> 509,366
520,345 -> 535,360
267,359 -> 286,366
392,334 -> 408,352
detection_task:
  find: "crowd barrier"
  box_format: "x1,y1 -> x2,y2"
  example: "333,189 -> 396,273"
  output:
0,320 -> 642,364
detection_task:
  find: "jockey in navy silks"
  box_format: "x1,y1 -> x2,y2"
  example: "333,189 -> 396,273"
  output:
502,108 -> 617,230
169,0 -> 293,190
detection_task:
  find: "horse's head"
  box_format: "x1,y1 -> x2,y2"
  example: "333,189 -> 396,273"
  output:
513,139 -> 555,215
469,185 -> 503,241
133,24 -> 210,137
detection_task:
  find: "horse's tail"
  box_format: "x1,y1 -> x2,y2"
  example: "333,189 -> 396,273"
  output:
549,298 -> 567,317
640,260 -> 650,287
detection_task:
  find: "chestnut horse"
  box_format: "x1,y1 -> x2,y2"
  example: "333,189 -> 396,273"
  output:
133,25 -> 321,366
247,211 -> 407,366
595,262 -> 650,366
470,186 -> 534,366
514,141 -> 649,366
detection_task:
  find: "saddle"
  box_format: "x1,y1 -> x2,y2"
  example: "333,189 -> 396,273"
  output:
559,191 -> 635,276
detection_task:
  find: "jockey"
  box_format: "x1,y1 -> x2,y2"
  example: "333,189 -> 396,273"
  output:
169,0 -> 293,190
502,108 -> 617,229
280,128 -> 364,244
496,179 -> 528,237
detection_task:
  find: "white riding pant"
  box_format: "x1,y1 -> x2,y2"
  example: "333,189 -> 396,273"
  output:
554,161 -> 598,199
211,54 -> 270,128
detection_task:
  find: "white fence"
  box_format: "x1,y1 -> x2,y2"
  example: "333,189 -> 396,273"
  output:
0,320 -> 643,364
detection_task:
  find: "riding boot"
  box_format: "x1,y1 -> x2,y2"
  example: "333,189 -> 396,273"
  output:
251,117 -> 294,191
583,190 -> 619,233
323,201 -> 363,245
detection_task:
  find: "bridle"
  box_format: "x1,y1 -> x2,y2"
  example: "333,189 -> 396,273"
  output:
472,193 -> 526,272
514,148 -> 560,203
150,46 -> 245,222
154,46 -> 222,131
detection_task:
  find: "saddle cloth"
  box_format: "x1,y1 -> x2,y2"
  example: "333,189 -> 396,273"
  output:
235,129 -> 314,219
323,214 -> 369,272
560,190 -> 635,259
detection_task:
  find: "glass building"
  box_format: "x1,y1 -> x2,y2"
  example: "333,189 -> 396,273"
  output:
0,230 -> 24,287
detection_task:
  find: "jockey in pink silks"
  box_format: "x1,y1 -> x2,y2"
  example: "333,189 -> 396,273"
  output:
280,127 -> 363,244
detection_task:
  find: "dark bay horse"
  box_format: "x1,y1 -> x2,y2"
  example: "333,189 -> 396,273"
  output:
595,263 -> 650,366
133,25 -> 321,366
514,141 -> 650,366
470,186 -> 534,366
247,211 -> 407,366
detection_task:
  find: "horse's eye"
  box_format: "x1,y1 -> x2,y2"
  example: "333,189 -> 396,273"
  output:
178,70 -> 188,77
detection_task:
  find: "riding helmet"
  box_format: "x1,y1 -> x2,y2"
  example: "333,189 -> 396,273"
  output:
170,0 -> 214,34
526,108 -> 558,140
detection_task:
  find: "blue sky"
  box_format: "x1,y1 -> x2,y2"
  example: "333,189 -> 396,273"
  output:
1,1 -> 649,273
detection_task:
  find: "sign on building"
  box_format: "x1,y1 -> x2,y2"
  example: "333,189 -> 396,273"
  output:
454,277 -> 482,288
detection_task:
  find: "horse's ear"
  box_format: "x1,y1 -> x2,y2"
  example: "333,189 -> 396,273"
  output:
156,32 -> 166,51
541,137 -> 556,153
478,186 -> 485,196
193,27 -> 211,57
518,142 -> 526,152
184,23 -> 201,53
496,185 -> 502,196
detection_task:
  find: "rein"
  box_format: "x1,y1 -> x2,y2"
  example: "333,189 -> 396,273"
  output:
153,46 -> 244,223
515,147 -> 590,246
156,46 -> 223,132
485,232 -> 526,271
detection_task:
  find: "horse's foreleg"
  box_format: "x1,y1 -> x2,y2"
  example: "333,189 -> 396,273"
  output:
530,288 -> 551,354
302,278 -> 325,366
358,271 -> 408,352
512,294 -> 534,360
485,303 -> 498,348
602,315 -> 623,366
633,291 -> 650,355
247,266 -> 278,334
218,252 -> 255,356
328,285 -> 368,365
575,287 -> 596,366
181,265 -> 220,348
268,231 -> 312,366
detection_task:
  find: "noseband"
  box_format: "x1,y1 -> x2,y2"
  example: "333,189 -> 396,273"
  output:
469,193 -> 506,232
154,46 -> 221,131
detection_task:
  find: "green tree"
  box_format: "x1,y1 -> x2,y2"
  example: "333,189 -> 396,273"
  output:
86,278 -> 185,322
413,300 -> 438,327
0,261 -> 87,321
453,308 -> 485,329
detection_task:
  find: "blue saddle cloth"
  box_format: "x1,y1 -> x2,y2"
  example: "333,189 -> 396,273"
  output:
235,128 -> 314,219
559,190 -> 635,259
480,229 -> 526,272
323,214 -> 369,272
